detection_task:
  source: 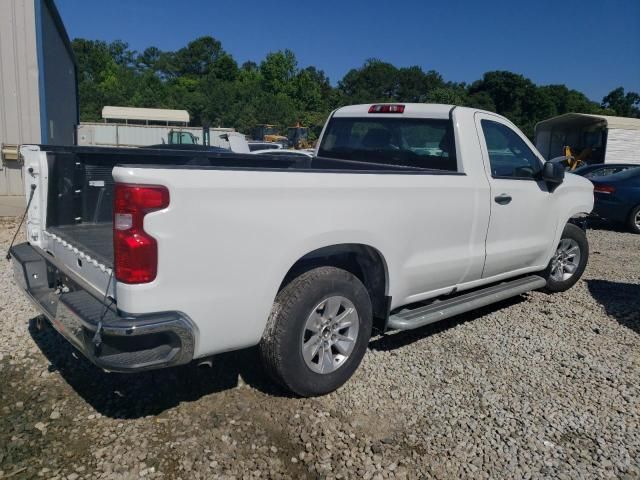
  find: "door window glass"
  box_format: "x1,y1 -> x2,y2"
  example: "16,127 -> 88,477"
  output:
481,120 -> 541,179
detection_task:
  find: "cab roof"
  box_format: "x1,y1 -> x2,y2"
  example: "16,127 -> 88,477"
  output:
333,103 -> 455,119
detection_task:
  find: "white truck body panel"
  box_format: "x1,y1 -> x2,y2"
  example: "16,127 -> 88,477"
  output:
109,106 -> 593,357
113,165 -> 487,355
18,104 -> 594,361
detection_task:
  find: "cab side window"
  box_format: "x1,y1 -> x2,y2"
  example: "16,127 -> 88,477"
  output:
481,120 -> 541,179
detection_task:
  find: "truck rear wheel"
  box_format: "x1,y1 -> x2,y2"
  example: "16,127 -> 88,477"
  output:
542,223 -> 589,293
260,267 -> 372,397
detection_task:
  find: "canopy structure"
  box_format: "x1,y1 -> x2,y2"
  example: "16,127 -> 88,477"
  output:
102,106 -> 190,125
536,113 -> 640,133
535,113 -> 640,163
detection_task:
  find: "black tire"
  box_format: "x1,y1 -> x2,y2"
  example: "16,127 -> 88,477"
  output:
542,223 -> 589,293
627,205 -> 640,234
260,266 -> 372,397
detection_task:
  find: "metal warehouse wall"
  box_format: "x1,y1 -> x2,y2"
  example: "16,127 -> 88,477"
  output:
0,0 -> 77,198
0,0 -> 41,196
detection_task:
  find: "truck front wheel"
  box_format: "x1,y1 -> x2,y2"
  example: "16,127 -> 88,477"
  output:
542,223 -> 589,293
260,267 -> 372,397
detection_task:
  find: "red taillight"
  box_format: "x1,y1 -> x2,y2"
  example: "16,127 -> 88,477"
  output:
594,184 -> 615,194
114,184 -> 169,284
368,104 -> 405,114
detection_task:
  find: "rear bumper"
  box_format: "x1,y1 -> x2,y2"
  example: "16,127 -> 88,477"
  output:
10,242 -> 196,372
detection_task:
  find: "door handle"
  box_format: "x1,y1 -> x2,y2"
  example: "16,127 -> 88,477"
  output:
494,193 -> 512,205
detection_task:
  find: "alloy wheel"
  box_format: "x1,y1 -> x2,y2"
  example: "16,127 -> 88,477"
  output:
550,238 -> 582,282
301,296 -> 359,374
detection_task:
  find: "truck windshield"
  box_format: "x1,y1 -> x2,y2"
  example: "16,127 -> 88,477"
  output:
318,117 -> 457,171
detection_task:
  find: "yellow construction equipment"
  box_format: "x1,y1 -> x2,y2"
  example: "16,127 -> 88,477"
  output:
563,145 -> 592,171
253,124 -> 287,144
253,123 -> 314,148
287,123 -> 312,149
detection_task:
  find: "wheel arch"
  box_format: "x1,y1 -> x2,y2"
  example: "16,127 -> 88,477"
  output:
278,243 -> 390,325
546,208 -> 592,263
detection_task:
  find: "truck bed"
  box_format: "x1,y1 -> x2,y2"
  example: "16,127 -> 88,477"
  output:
48,223 -> 113,268
39,145 -> 439,274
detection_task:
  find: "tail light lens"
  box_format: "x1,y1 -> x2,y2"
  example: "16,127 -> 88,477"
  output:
594,184 -> 615,194
368,104 -> 405,114
114,184 -> 169,284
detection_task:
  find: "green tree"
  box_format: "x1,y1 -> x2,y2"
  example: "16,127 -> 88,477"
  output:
210,53 -> 239,82
424,85 -> 468,106
397,67 -> 444,102
174,36 -> 224,77
339,59 -> 399,103
469,71 -> 584,136
537,85 -> 600,116
469,71 -> 536,123
72,39 -> 136,121
71,36 -> 638,140
260,50 -> 298,96
467,91 -> 496,111
602,87 -> 640,117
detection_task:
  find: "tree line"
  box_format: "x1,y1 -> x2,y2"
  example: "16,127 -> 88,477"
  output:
72,36 -> 640,139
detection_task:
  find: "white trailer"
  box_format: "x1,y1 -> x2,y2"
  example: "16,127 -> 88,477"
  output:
535,113 -> 640,165
77,106 -> 249,152
101,106 -> 190,125
77,123 -> 230,147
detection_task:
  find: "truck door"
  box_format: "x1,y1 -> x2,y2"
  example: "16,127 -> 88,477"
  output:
475,113 -> 556,278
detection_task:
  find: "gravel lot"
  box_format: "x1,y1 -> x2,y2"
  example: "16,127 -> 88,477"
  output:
0,217 -> 638,479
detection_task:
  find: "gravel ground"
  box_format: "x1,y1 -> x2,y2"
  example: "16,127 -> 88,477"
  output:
0,217 -> 638,479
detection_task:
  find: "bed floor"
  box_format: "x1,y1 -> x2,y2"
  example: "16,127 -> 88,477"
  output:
47,223 -> 113,268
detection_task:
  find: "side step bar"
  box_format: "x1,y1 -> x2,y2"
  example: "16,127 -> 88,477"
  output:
387,275 -> 547,331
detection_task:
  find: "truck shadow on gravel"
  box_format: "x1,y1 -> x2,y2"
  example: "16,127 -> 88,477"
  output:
28,318 -> 288,419
586,280 -> 640,334
28,295 -> 532,418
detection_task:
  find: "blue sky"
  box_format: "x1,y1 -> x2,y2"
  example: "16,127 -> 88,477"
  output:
55,0 -> 639,102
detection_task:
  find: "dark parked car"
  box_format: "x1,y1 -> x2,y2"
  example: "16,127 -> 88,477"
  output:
573,163 -> 640,178
589,168 -> 640,234
574,163 -> 640,179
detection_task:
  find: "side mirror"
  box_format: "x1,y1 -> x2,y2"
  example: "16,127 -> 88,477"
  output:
541,161 -> 564,190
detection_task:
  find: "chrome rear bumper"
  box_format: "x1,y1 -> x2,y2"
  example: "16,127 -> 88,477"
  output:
10,242 -> 196,372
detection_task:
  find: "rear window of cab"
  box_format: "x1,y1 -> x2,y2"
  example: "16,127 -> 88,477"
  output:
318,117 -> 458,172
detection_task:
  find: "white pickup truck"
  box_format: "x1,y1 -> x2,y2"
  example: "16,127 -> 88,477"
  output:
10,104 -> 594,396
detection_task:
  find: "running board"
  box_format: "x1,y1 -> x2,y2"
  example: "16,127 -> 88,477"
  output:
387,275 -> 546,331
